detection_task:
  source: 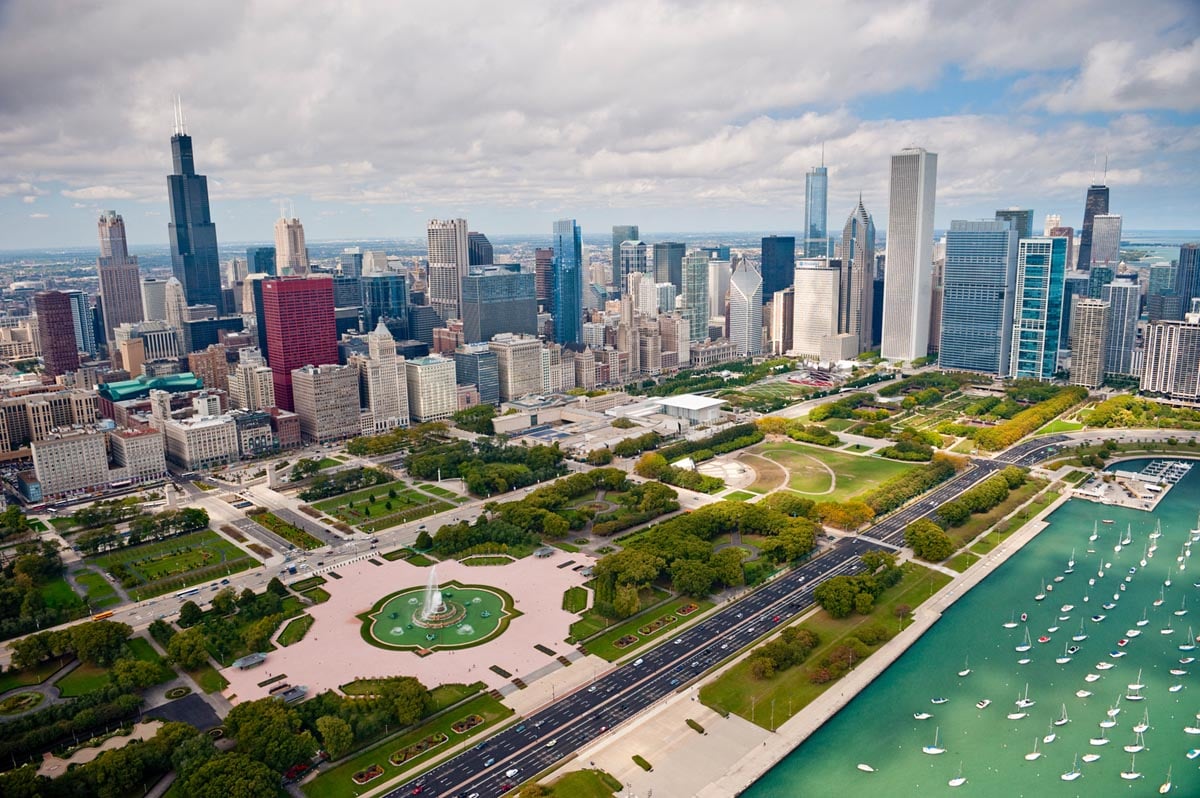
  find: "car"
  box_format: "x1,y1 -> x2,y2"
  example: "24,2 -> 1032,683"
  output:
599,725 -> 608,732
418,524 -> 427,530
587,684 -> 597,692
220,579 -> 230,585
475,741 -> 489,750
468,794 -> 480,798
632,658 -> 644,666
505,768 -> 520,778
410,788 -> 424,795
484,756 -> 495,766
773,615 -> 781,623
545,739 -> 557,748
674,637 -> 683,645
669,678 -> 680,686
735,612 -> 743,619
720,643 -> 729,650
515,724 -> 526,732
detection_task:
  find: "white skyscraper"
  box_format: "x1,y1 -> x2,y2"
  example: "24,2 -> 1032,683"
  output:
427,218 -> 470,322
681,251 -> 710,342
1043,213 -> 1062,236
881,147 -> 938,361
1090,213 -> 1123,267
274,215 -> 310,275
353,320 -> 410,431
708,257 -> 731,323
728,256 -> 763,356
791,262 -> 840,360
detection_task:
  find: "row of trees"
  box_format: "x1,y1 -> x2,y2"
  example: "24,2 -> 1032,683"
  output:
1084,395 -> 1200,430
877,428 -> 938,461
755,416 -> 841,446
10,618 -> 133,669
812,551 -> 902,618
59,497 -> 142,532
858,453 -> 965,514
612,431 -> 662,458
345,421 -> 450,456
876,371 -> 984,398
633,453 -> 725,493
0,540 -> 86,643
936,467 -> 1026,526
746,626 -> 820,680
298,466 -> 392,501
0,505 -> 31,543
0,681 -> 142,765
405,439 -> 566,496
904,518 -> 957,562
74,507 -> 209,556
452,404 -> 498,435
974,386 -> 1089,451
655,423 -> 765,463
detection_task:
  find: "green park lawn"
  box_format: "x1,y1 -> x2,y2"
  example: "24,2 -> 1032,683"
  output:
316,457 -> 343,469
188,663 -> 229,693
89,530 -> 257,600
303,587 -> 331,604
313,482 -> 452,531
582,598 -> 715,661
1036,418 -> 1084,435
946,550 -> 981,573
302,694 -> 513,798
39,577 -> 83,612
278,614 -> 315,646
254,512 -> 323,549
541,769 -> 623,797
56,663 -> 111,697
562,586 -> 589,613
753,442 -> 916,501
741,453 -> 788,494
74,569 -> 120,609
701,563 -> 951,730
568,585 -> 671,642
0,657 -> 69,693
724,490 -> 756,502
941,478 -> 1046,549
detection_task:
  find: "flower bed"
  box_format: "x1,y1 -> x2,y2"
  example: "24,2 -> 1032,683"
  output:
451,714 -> 484,734
388,733 -> 447,766
677,603 -> 699,616
638,615 -> 677,636
613,634 -> 639,649
352,764 -> 384,785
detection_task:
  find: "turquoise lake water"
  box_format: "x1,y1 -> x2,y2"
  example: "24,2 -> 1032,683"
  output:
747,460 -> 1200,797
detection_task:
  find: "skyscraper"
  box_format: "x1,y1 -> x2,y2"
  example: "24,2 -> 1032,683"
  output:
261,276 -> 338,411
728,256 -> 763,356
35,291 -> 80,377
769,288 -> 794,355
454,344 -> 499,406
612,225 -> 639,292
360,273 -> 409,336
353,320 -> 410,432
1076,182 -> 1110,272
760,235 -> 795,301
274,215 -> 310,275
653,242 -> 685,292
680,250 -> 710,342
64,290 -> 97,358
619,240 -> 648,287
1175,244 -> 1200,319
1069,298 -> 1110,389
804,163 -> 828,257
96,210 -> 143,347
995,208 -> 1034,240
881,147 -> 938,361
405,357 -> 457,422
1009,237 -> 1067,380
427,218 -> 469,322
1147,263 -> 1181,322
552,219 -> 584,345
1142,310 -> 1200,400
461,268 -> 537,343
337,248 -> 363,279
1090,214 -> 1122,266
246,246 -> 276,276
141,278 -> 168,322
467,232 -> 494,267
1101,278 -> 1140,375
534,247 -> 554,306
938,220 -> 1018,376
839,197 -> 876,351
166,107 -> 224,313
791,262 -> 840,360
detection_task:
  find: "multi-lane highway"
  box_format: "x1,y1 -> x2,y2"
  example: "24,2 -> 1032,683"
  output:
385,537 -> 883,798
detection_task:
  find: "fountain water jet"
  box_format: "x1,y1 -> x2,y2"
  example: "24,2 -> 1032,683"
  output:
421,566 -> 447,621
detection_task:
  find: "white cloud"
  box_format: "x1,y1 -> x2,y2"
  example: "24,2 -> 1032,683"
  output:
61,185 -> 135,200
28,212 -> 49,218
22,195 -> 35,204
1032,38 -> 1200,112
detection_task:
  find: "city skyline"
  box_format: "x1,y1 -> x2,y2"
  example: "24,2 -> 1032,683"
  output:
1,1 -> 1197,248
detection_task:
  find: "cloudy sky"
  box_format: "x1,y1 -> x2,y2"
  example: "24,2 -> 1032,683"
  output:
1,0 -> 1198,249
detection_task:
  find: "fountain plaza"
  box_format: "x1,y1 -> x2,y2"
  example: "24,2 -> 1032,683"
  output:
219,554 -> 595,703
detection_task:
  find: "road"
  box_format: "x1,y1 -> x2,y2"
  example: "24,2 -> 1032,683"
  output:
385,537 -> 884,798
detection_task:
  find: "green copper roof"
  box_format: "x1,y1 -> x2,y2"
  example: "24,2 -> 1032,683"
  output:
98,372 -> 204,402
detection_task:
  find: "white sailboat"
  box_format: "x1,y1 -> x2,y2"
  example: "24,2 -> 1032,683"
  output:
1121,754 -> 1142,780
1015,628 -> 1032,653
1043,724 -> 1056,744
1054,704 -> 1070,727
1035,580 -> 1046,601
1024,737 -> 1042,761
1073,619 -> 1088,641
1082,752 -> 1101,763
1089,520 -> 1099,542
1141,543 -> 1149,568
1160,766 -> 1172,794
1061,754 -> 1082,782
1003,611 -> 1018,629
948,762 -> 966,788
1137,608 -> 1149,627
1124,731 -> 1146,753
1134,709 -> 1149,734
1107,696 -> 1122,718
1182,627 -> 1197,652
1122,525 -> 1133,546
856,763 -> 875,772
1127,670 -> 1146,702
958,656 -> 971,677
914,712 -> 932,720
1016,683 -> 1035,708
1154,586 -> 1166,607
1089,730 -> 1109,746
1068,547 -> 1076,568
1056,642 -> 1072,664
922,726 -> 945,755
1176,597 -> 1189,617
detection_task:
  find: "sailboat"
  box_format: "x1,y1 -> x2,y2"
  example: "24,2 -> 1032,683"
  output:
1142,544 -> 1149,568
1024,737 -> 1042,761
1054,704 -> 1070,726
1073,619 -> 1088,641
1015,628 -> 1032,653
1089,729 -> 1110,746
1035,580 -> 1046,601
1056,642 -> 1072,664
948,762 -> 966,788
1137,608 -> 1150,627
1082,752 -> 1101,763
1176,597 -> 1189,617
922,726 -> 945,755
1160,766 -> 1172,794
1134,709 -> 1149,734
1127,672 -> 1146,702
958,656 -> 971,677
1121,754 -> 1142,780
856,763 -> 876,772
1061,754 -> 1082,782
1151,519 -> 1162,539
1124,731 -> 1146,753
1043,723 -> 1057,744
1068,548 -> 1076,569
1122,524 -> 1133,546
1016,684 -> 1035,708
1089,521 -> 1099,542
1003,611 -> 1018,629
1154,586 -> 1166,607
914,711 -> 932,720
1182,627 -> 1197,652
1107,696 -> 1122,718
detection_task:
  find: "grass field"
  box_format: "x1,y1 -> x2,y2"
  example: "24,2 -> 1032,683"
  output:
1036,418 -> 1084,435
74,569 -> 120,609
724,490 -> 755,502
0,656 -> 68,693
562,586 -> 588,613
568,585 -> 671,641
418,484 -> 463,502
700,563 -> 951,729
302,694 -> 513,798
740,453 -> 787,493
583,599 -> 715,661
313,481 -> 452,532
89,530 -> 257,600
188,663 -> 228,693
303,587 -> 331,604
279,614 -> 315,646
540,769 -> 622,797
39,577 -> 83,611
753,442 -> 917,501
946,550 -> 981,572
126,636 -> 176,684
56,663 -> 110,697
971,490 -> 1060,557
317,457 -> 342,469
254,512 -> 324,550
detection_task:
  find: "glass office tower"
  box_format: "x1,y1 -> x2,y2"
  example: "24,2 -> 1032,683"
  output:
1010,237 -> 1067,380
552,219 -> 584,345
938,220 -> 1018,375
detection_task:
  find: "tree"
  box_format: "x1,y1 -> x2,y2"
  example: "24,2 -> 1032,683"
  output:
243,615 -> 281,652
225,699 -> 317,773
585,448 -> 614,465
70,620 -> 132,666
179,600 -> 204,627
111,657 -> 163,690
710,547 -> 746,588
854,591 -> 875,615
612,583 -> 640,619
670,558 -> 716,597
212,587 -> 238,615
183,753 -> 283,798
813,576 -> 858,618
904,518 -> 957,562
267,577 -> 288,597
381,676 -> 432,726
633,452 -> 669,480
316,715 -> 354,759
167,627 -> 211,670
415,530 -> 433,550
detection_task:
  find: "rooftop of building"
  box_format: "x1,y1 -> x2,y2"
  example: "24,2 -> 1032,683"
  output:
98,373 -> 202,402
653,394 -> 726,411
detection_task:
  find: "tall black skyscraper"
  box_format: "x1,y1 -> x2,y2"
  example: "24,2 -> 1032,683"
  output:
1175,244 -> 1200,319
1076,183 -> 1109,271
167,105 -> 224,313
653,242 -> 685,294
760,235 -> 796,302
467,232 -> 494,267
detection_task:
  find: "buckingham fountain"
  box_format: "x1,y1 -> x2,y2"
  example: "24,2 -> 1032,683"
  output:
362,566 -> 512,651
411,567 -> 467,629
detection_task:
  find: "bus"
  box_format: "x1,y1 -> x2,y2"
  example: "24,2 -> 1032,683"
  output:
91,610 -> 115,621
175,588 -> 201,599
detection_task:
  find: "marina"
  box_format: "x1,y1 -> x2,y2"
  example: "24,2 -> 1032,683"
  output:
745,459 -> 1200,797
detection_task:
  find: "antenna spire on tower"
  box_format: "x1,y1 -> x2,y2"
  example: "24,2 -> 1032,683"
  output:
172,95 -> 188,136
1103,154 -> 1108,183
821,142 -> 825,168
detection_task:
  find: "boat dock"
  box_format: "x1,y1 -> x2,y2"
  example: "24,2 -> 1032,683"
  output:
1071,459 -> 1193,512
